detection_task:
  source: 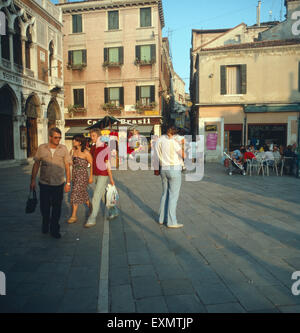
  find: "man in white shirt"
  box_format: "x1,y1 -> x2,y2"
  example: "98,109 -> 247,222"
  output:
155,126 -> 185,229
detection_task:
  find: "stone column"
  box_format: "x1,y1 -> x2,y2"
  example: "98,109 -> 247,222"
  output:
8,28 -> 14,70
21,36 -> 26,70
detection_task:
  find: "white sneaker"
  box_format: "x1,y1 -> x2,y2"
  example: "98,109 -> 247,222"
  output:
167,224 -> 183,229
84,221 -> 96,228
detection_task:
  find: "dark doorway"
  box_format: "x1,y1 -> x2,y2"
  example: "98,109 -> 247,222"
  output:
0,86 -> 15,160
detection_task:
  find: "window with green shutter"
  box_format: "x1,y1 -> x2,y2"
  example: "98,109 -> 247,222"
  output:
136,85 -> 155,106
73,89 -> 84,107
135,45 -> 156,65
72,15 -> 82,33
68,50 -> 87,69
220,64 -> 247,95
140,8 -> 151,27
104,47 -> 123,66
105,87 -> 124,107
108,11 -> 119,30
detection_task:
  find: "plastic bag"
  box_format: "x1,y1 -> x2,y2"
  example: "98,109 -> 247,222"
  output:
105,184 -> 119,208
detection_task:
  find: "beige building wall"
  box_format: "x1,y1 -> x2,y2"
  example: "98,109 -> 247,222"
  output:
198,46 -> 300,105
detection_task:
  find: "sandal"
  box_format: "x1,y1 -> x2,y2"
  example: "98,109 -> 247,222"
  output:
68,217 -> 77,224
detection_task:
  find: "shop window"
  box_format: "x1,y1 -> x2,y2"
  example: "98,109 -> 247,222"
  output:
104,87 -> 124,107
73,89 -> 84,108
140,7 -> 151,27
221,64 -> 247,95
72,14 -> 82,33
108,11 -> 119,30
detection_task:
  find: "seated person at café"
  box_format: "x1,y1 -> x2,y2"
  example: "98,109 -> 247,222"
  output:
263,147 -> 275,166
273,145 -> 281,160
241,147 -> 255,171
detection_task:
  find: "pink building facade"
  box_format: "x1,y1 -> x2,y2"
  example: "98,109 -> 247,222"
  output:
57,0 -> 165,142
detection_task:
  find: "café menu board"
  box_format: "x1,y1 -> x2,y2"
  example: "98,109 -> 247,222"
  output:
206,133 -> 218,150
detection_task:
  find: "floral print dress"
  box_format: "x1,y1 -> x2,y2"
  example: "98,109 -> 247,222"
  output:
70,157 -> 89,205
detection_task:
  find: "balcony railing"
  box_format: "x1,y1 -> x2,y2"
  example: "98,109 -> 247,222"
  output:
1,58 -> 11,69
25,68 -> 34,78
14,63 -> 23,74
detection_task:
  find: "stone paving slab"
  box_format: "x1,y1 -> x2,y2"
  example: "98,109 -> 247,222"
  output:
1,162 -> 300,313
108,163 -> 300,313
0,163 -> 104,313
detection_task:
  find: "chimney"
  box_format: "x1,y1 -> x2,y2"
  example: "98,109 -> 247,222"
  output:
285,0 -> 300,19
257,0 -> 261,26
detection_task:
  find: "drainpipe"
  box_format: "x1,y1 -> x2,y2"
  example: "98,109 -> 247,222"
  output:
244,115 -> 248,147
297,112 -> 300,178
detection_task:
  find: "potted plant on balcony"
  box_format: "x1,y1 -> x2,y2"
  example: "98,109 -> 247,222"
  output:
102,103 -> 122,116
68,104 -> 87,118
102,61 -> 122,68
135,101 -> 157,114
67,63 -> 87,70
134,58 -> 156,66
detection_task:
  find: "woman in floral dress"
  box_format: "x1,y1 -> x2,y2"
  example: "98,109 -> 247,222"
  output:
68,135 -> 93,224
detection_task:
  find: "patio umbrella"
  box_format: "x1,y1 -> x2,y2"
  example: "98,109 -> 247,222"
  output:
85,116 -> 120,130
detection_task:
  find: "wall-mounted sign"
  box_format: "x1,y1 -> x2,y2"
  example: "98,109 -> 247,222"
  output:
206,133 -> 218,151
205,125 -> 217,132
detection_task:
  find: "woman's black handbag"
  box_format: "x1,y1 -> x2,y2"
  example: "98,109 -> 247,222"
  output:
26,189 -> 38,214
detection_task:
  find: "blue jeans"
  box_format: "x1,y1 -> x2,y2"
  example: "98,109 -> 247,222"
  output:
159,168 -> 182,226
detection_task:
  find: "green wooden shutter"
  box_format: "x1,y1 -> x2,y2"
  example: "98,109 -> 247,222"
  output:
82,50 -> 87,65
240,64 -> 247,94
77,15 -> 82,33
220,65 -> 227,95
136,45 -> 141,61
151,44 -> 156,62
104,48 -> 108,62
104,88 -> 109,104
68,51 -> 73,65
119,47 -> 124,64
78,89 -> 84,107
120,87 -> 124,107
150,86 -> 155,103
136,86 -> 140,102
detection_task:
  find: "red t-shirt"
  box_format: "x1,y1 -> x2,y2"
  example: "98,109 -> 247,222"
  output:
244,152 -> 256,160
92,144 -> 110,176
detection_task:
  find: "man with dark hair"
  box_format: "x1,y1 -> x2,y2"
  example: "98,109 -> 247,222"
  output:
30,127 -> 72,239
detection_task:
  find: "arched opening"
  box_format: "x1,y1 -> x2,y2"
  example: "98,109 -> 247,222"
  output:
0,85 -> 15,160
25,94 -> 40,157
25,26 -> 32,69
1,14 -> 10,61
13,18 -> 22,66
47,99 -> 60,130
49,41 -> 54,77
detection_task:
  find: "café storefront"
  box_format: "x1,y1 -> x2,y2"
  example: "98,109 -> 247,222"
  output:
64,116 -> 162,151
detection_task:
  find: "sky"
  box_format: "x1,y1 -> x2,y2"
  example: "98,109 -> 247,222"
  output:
51,0 -> 285,92
162,0 -> 285,92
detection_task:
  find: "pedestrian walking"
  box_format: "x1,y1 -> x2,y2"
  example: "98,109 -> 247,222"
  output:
68,135 -> 93,224
155,126 -> 185,229
85,129 -> 115,228
30,127 -> 72,239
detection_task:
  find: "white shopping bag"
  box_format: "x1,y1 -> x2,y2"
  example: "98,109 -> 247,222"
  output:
105,184 -> 119,208
105,184 -> 119,220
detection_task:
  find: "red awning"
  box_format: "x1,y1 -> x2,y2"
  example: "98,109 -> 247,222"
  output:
224,124 -> 243,131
